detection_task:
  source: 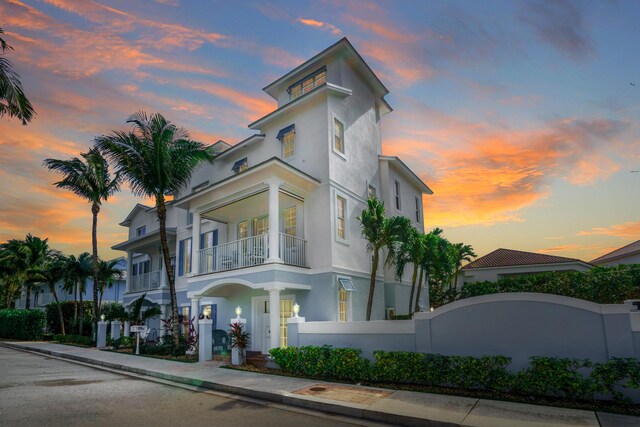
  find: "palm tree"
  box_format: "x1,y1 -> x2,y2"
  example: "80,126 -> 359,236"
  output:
127,293 -> 162,325
0,239 -> 27,308
28,252 -> 68,335
63,253 -> 92,335
393,225 -> 423,317
96,111 -> 214,347
358,198 -> 411,321
0,27 -> 35,124
413,229 -> 444,314
97,259 -> 124,311
44,147 -> 120,338
449,243 -> 477,290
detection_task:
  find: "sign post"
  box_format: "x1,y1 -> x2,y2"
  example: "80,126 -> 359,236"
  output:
130,325 -> 148,355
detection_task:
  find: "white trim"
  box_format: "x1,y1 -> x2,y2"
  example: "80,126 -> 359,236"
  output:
299,320 -> 415,334
336,275 -> 353,322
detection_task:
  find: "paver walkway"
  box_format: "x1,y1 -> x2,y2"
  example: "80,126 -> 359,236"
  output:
1,341 -> 639,427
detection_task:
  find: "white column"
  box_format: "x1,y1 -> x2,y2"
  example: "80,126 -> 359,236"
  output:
198,319 -> 213,362
265,180 -> 282,263
191,211 -> 201,275
190,297 -> 200,336
126,251 -> 133,293
269,288 -> 281,350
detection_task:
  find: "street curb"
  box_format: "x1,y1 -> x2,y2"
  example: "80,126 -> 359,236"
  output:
0,342 -> 457,427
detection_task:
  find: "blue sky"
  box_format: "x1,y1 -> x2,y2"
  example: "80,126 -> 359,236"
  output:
0,0 -> 639,261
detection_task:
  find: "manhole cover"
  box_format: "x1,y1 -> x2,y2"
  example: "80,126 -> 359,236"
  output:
293,384 -> 392,405
310,386 -> 326,392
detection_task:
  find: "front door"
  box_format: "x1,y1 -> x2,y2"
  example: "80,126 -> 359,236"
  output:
252,296 -> 294,354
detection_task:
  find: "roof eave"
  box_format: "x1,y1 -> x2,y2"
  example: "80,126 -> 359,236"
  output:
379,156 -> 433,194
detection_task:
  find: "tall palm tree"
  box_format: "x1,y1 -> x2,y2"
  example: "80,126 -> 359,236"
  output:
0,235 -> 51,309
358,198 -> 411,321
97,259 -> 124,310
413,229 -> 444,314
44,148 -> 120,338
63,253 -> 92,335
0,27 -> 35,124
0,239 -> 27,308
393,225 -> 423,317
449,243 -> 477,290
96,111 -> 214,347
28,252 -> 67,335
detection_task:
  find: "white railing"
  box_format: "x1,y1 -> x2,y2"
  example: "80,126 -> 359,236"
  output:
129,271 -> 161,293
199,234 -> 269,274
279,233 -> 307,267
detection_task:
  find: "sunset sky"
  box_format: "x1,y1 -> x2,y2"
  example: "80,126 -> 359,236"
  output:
0,0 -> 639,262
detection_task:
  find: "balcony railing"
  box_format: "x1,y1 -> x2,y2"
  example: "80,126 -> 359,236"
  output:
198,233 -> 307,274
279,233 -> 306,267
129,270 -> 161,293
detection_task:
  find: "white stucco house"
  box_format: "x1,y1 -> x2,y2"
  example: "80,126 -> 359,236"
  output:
456,248 -> 593,288
591,240 -> 640,267
112,38 -> 432,354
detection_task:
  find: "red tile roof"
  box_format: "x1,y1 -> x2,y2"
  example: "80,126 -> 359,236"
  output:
590,240 -> 640,264
462,248 -> 588,270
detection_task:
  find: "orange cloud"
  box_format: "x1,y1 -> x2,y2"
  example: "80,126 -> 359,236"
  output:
297,18 -> 341,35
347,16 -> 418,43
358,40 -> 436,84
577,222 -> 640,239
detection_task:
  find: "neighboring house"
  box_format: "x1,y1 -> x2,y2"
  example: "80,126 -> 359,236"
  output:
112,37 -> 433,354
456,248 -> 592,288
590,240 -> 640,267
14,257 -> 127,310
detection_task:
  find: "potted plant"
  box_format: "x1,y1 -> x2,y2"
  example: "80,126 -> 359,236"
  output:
228,322 -> 250,365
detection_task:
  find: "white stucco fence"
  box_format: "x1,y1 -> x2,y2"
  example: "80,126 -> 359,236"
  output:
287,293 -> 640,369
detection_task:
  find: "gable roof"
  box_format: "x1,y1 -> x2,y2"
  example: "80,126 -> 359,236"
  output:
119,203 -> 153,227
462,248 -> 589,270
379,156 -> 433,195
590,240 -> 640,264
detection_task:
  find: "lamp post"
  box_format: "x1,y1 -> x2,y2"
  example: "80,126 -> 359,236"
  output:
235,306 -> 242,320
292,303 -> 300,318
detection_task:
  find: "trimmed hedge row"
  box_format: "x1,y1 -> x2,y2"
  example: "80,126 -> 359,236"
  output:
269,346 -> 640,403
45,301 -> 94,336
53,334 -> 94,347
0,309 -> 45,340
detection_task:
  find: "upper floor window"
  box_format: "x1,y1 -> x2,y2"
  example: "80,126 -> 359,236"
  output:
415,196 -> 421,222
284,206 -> 297,236
394,180 -> 401,210
288,68 -> 326,101
136,226 -> 146,237
336,195 -> 346,240
178,238 -> 192,276
238,220 -> 249,240
333,118 -> 344,155
277,124 -> 295,159
368,185 -> 377,199
232,158 -> 248,174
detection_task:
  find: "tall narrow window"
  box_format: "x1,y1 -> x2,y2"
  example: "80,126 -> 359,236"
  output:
415,196 -> 421,222
337,277 -> 355,322
394,180 -> 401,210
283,131 -> 295,158
339,288 -> 348,322
336,196 -> 346,239
253,215 -> 269,236
238,221 -> 249,240
178,238 -> 192,276
284,206 -> 297,236
333,118 -> 344,154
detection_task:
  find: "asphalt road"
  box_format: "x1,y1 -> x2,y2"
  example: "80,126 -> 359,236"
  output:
0,346 -> 383,427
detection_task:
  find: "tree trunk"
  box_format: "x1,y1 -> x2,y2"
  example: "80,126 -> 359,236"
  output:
50,285 -> 65,336
414,267 -> 425,314
99,288 -> 104,310
156,196 -> 180,348
73,284 -> 78,334
407,265 -> 418,318
25,285 -> 31,310
91,204 -> 100,340
366,250 -> 380,321
78,281 -> 84,336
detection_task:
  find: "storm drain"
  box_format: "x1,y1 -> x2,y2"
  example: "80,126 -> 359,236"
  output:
293,383 -> 392,405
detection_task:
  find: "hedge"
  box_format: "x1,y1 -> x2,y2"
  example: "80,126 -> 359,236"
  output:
269,346 -> 640,403
45,301 -> 93,336
53,334 -> 94,347
0,309 -> 45,340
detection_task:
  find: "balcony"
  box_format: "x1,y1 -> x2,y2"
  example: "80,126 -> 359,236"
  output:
197,233 -> 306,274
129,271 -> 161,293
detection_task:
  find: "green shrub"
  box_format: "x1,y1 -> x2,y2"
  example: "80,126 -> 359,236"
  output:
45,301 -> 93,335
327,348 -> 370,381
113,335 -> 135,349
514,357 -> 593,400
0,309 -> 45,340
590,358 -> 640,403
53,334 -> 94,346
100,302 -> 126,321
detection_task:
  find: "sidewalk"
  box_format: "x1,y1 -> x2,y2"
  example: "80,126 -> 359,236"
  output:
1,341 -> 638,427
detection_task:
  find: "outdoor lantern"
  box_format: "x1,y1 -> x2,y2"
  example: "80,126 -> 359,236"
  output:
429,307 -> 434,312
235,306 -> 242,318
100,314 -> 106,321
292,303 -> 300,318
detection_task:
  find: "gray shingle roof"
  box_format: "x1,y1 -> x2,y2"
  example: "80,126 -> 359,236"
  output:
462,248 -> 586,270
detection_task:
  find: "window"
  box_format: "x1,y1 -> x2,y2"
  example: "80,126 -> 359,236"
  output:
283,130 -> 295,158
200,230 -> 218,249
415,196 -> 421,222
253,216 -> 269,236
368,185 -> 377,199
284,206 -> 296,236
187,212 -> 193,226
178,238 -> 192,276
394,180 -> 401,210
333,118 -> 344,154
336,196 -> 346,239
238,221 -> 249,240
136,226 -> 146,237
288,68 -> 326,101
338,277 -> 355,322
232,158 -> 248,174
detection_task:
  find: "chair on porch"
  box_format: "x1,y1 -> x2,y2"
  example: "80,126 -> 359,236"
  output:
212,329 -> 230,355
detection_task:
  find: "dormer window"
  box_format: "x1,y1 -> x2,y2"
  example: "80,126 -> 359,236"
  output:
288,67 -> 326,101
232,157 -> 248,173
136,226 -> 146,237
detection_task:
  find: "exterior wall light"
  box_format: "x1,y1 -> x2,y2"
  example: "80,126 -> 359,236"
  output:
235,306 -> 242,319
292,303 -> 300,318
429,307 -> 434,312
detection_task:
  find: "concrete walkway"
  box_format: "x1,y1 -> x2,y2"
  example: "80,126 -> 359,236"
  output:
1,341 -> 638,427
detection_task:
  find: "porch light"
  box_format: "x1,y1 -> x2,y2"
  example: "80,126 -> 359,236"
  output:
292,303 -> 300,318
235,306 -> 242,318
100,314 -> 106,321
429,307 -> 434,312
